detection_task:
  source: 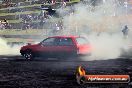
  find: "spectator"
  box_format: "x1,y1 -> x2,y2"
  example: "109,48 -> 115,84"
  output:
58,20 -> 63,30
2,19 -> 8,24
0,21 -> 3,29
39,17 -> 47,29
51,0 -> 56,4
51,21 -> 64,35
1,19 -> 11,29
61,0 -> 67,8
122,25 -> 129,38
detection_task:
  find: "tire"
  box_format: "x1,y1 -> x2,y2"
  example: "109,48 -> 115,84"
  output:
23,50 -> 34,60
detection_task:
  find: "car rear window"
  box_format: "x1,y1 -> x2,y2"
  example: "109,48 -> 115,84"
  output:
76,37 -> 89,45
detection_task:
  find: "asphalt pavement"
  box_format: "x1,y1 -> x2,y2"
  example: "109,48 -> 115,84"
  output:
0,56 -> 132,88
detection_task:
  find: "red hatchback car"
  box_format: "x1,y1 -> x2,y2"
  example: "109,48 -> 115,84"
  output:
20,36 -> 91,60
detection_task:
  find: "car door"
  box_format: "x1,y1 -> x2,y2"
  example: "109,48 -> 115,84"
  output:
56,38 -> 76,56
39,37 -> 59,57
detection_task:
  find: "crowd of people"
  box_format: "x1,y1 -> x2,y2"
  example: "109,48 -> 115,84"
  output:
1,0 -> 130,37
20,9 -> 56,29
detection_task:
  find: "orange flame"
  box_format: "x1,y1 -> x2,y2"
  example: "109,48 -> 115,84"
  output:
77,66 -> 86,76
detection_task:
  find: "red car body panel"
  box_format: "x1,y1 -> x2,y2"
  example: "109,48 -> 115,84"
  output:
20,36 -> 91,58
77,43 -> 91,55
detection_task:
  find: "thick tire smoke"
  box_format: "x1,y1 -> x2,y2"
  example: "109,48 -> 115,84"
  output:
61,0 -> 132,60
0,38 -> 21,55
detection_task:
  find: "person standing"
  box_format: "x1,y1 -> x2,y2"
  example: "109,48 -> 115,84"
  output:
122,25 -> 129,38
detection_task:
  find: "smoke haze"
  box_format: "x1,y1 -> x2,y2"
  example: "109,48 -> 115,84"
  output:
0,38 -> 21,55
61,0 -> 132,60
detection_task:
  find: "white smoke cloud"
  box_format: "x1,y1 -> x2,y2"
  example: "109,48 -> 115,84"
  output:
88,33 -> 126,59
62,1 -> 125,34
61,0 -> 132,60
0,38 -> 21,55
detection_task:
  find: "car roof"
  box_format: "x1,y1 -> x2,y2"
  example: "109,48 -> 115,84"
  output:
48,35 -> 79,38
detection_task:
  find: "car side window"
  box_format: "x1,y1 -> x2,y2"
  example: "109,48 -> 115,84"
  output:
41,38 -> 56,46
59,38 -> 73,46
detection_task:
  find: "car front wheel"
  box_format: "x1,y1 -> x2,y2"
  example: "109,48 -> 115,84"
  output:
23,50 -> 34,60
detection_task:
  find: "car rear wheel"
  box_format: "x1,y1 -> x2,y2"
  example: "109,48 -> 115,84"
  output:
23,50 -> 34,60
